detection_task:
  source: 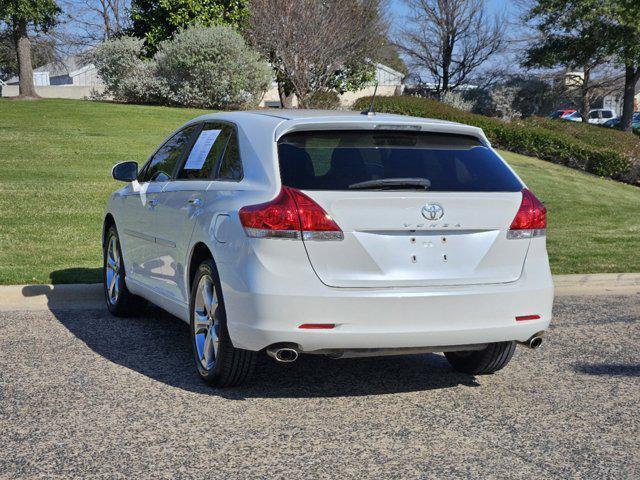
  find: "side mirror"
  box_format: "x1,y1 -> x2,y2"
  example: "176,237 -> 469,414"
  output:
112,161 -> 138,182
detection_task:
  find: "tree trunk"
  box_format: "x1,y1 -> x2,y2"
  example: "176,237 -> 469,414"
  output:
441,42 -> 452,93
100,0 -> 113,38
579,67 -> 591,123
580,95 -> 590,123
14,20 -> 39,99
620,64 -> 639,132
296,94 -> 307,109
277,79 -> 294,109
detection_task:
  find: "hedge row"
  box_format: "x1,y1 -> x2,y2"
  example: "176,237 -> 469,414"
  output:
353,96 -> 639,185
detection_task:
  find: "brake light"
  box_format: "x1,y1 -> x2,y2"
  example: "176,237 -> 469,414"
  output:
239,187 -> 343,240
507,188 -> 546,239
238,188 -> 300,238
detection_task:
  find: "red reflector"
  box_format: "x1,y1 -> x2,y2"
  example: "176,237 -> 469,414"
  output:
516,315 -> 541,321
298,323 -> 335,329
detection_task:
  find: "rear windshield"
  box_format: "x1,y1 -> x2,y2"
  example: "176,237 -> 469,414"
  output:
277,130 -> 523,192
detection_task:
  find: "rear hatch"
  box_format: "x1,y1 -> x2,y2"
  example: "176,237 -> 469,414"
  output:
277,129 -> 528,288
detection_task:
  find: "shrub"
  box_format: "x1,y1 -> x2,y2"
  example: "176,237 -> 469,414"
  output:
490,85 -> 521,120
118,62 -> 171,105
154,26 -> 272,109
91,36 -> 146,101
352,96 -> 637,185
92,27 -> 271,109
307,90 -> 341,109
440,91 -> 473,112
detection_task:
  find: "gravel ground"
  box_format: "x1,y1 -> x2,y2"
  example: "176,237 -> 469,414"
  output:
0,295 -> 638,479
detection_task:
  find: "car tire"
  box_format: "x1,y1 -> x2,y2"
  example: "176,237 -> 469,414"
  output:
189,259 -> 256,387
103,224 -> 147,317
444,341 -> 516,375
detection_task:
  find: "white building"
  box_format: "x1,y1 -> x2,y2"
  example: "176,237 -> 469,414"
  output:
2,55 -> 104,98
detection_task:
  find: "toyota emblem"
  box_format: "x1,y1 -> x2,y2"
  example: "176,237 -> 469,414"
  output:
421,203 -> 444,220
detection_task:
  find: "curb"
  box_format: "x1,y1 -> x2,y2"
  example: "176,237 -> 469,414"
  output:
553,273 -> 640,297
0,284 -> 104,312
0,274 -> 638,312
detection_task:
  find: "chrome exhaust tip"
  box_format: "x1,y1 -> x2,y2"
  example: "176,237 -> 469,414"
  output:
528,336 -> 543,349
267,347 -> 299,363
520,335 -> 543,349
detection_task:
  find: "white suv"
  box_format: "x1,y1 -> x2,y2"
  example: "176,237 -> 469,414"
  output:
565,109 -> 617,124
103,110 -> 553,387
587,109 -> 617,124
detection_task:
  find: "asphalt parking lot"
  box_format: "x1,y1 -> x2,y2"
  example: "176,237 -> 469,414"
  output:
1,294 -> 638,479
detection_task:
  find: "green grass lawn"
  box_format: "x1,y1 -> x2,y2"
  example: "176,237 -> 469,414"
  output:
1,98 -> 639,284
500,150 -> 640,274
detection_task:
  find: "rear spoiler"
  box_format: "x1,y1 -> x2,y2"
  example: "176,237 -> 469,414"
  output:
274,119 -> 491,147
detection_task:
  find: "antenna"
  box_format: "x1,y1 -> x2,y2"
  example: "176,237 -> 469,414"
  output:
361,81 -> 379,117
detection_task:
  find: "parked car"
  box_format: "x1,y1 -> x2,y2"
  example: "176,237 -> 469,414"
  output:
587,108 -> 617,124
103,110 -> 554,387
562,109 -> 618,124
563,111 -> 583,122
549,109 -> 576,119
603,112 -> 640,129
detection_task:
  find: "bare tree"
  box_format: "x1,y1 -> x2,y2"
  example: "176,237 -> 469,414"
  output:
246,0 -> 387,108
397,0 -> 505,93
60,0 -> 129,48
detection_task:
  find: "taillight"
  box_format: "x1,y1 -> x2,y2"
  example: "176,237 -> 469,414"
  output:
507,188 -> 547,239
239,187 -> 343,240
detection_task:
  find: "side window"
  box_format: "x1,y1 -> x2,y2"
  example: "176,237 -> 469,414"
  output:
140,125 -> 199,182
217,127 -> 243,181
589,111 -> 599,119
177,123 -> 231,180
602,111 -> 613,119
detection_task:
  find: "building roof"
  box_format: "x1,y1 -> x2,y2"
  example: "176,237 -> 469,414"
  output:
374,63 -> 404,79
33,54 -> 87,77
3,53 -> 93,84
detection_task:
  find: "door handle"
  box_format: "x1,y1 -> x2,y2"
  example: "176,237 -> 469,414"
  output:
188,198 -> 203,207
146,198 -> 158,208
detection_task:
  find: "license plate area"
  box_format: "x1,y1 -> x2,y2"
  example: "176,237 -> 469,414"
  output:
360,230 -> 490,272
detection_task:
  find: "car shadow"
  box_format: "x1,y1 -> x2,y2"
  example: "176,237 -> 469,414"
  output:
49,267 -> 101,284
574,363 -> 640,377
29,277 -> 480,399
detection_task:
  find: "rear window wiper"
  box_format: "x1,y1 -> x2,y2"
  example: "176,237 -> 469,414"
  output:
348,177 -> 431,190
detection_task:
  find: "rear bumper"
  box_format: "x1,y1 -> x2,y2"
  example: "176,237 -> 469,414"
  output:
229,282 -> 552,352
222,238 -> 553,352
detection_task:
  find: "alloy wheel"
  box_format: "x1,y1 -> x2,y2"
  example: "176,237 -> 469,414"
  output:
105,236 -> 121,305
193,275 -> 219,371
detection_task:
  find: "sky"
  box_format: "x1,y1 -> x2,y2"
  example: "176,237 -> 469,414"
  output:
387,0 -> 527,80
389,0 -> 514,25
387,0 -> 519,37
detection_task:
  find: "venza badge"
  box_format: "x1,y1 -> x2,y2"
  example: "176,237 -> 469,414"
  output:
421,203 -> 444,220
